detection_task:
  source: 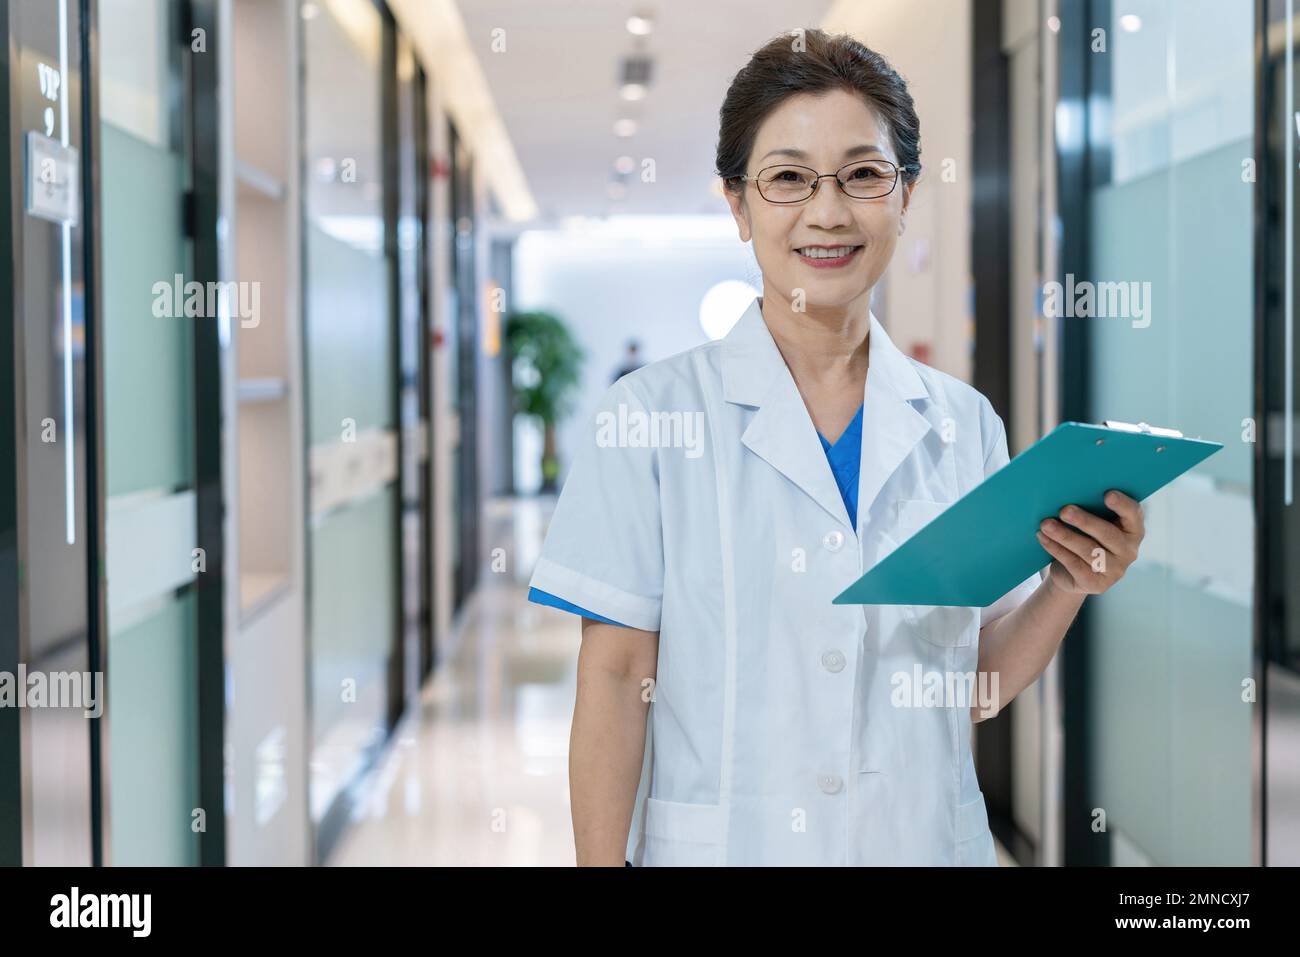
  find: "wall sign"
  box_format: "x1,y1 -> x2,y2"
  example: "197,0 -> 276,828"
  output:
25,131 -> 80,226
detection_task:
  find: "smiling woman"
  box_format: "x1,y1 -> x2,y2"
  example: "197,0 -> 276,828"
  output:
533,29 -> 1139,868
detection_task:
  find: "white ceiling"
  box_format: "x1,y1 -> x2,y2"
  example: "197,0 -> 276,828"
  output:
453,0 -> 835,225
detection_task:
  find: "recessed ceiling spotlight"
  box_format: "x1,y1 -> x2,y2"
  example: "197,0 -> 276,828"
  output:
619,56 -> 653,100
614,155 -> 636,175
1047,15 -> 1060,32
614,118 -> 638,137
627,14 -> 654,36
301,2 -> 320,20
1119,13 -> 1142,31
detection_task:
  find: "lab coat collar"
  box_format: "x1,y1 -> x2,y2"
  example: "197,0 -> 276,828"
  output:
721,297 -> 933,531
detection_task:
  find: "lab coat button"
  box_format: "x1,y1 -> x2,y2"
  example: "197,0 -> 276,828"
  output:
821,650 -> 846,673
822,530 -> 845,552
818,774 -> 843,795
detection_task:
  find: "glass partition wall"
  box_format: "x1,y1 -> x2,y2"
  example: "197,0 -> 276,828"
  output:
99,0 -> 205,867
0,0 -> 440,866
302,0 -> 400,858
1059,0 -> 1258,865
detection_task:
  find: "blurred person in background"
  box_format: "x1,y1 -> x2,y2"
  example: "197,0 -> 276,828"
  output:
611,339 -> 645,383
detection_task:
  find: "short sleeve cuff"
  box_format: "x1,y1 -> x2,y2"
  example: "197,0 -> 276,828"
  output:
529,557 -> 662,632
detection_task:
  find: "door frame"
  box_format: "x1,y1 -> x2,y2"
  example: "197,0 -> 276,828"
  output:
185,0 -> 228,868
448,119 -> 479,612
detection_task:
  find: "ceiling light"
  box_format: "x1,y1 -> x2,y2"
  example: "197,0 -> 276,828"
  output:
619,55 -> 653,100
1119,13 -> 1141,31
614,155 -> 635,174
613,118 -> 637,137
626,15 -> 654,36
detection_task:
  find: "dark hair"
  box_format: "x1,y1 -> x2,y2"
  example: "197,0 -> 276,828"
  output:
716,30 -> 921,194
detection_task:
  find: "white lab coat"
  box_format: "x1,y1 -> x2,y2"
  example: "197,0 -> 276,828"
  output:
530,297 -> 1044,866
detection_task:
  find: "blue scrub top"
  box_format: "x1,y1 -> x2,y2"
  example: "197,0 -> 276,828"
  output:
529,403 -> 865,628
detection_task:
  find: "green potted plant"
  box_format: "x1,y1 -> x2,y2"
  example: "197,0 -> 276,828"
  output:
505,309 -> 585,493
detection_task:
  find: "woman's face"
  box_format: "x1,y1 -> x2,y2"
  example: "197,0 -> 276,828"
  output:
725,89 -> 914,314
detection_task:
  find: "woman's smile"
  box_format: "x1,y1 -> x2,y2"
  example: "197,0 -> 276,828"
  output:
794,243 -> 864,269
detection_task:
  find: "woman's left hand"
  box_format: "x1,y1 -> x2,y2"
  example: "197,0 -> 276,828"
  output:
1035,489 -> 1145,597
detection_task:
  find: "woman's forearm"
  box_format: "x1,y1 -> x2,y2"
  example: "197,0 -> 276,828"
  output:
973,492 -> 1146,723
972,573 -> 1086,722
570,621 -> 658,866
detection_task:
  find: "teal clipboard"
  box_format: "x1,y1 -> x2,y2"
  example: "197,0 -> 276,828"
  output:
832,421 -> 1223,607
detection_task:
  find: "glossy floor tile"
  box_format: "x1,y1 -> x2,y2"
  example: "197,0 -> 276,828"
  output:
328,496 -> 579,866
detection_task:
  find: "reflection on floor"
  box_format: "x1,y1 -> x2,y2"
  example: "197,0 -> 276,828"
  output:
328,497 -> 579,866
328,496 -> 1017,867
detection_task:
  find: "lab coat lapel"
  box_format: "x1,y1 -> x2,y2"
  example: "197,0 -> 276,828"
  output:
721,299 -> 853,529
855,312 -> 932,531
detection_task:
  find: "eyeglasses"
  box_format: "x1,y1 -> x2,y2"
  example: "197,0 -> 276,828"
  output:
737,159 -> 909,204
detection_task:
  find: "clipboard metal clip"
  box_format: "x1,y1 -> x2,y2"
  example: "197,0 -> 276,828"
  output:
1102,419 -> 1184,438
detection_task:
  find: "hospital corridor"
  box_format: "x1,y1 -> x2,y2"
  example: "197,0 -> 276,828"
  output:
1,0 -> 1298,907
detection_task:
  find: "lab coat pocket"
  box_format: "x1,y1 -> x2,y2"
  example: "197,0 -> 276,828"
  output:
642,798 -> 723,867
955,792 -> 998,866
891,499 -> 978,648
